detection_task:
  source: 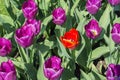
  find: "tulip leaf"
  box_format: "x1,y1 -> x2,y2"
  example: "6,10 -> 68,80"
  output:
17,44 -> 29,63
0,0 -> 9,15
25,63 -> 37,80
40,15 -> 52,35
75,35 -> 85,60
80,70 -> 91,80
99,4 -> 112,31
59,0 -> 69,14
0,14 -> 14,26
0,56 -> 7,64
113,18 -> 120,24
71,0 -> 80,16
4,32 -> 13,39
37,53 -> 47,80
91,47 -> 110,61
56,37 -> 71,59
88,70 -> 106,80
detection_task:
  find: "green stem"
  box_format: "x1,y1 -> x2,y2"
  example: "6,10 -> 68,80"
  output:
17,44 -> 29,63
117,46 -> 120,64
87,39 -> 93,67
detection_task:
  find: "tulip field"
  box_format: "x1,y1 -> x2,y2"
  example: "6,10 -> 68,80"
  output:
0,0 -> 120,80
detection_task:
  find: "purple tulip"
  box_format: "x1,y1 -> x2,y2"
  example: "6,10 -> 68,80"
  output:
85,19 -> 102,39
52,7 -> 66,25
106,63 -> 120,80
108,0 -> 120,6
0,60 -> 16,80
15,24 -> 34,48
0,38 -> 12,57
22,0 -> 38,19
111,23 -> 120,44
44,56 -> 64,80
86,0 -> 101,14
25,19 -> 41,35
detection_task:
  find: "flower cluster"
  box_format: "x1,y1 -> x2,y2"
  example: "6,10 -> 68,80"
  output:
1,0 -> 120,80
15,0 -> 41,48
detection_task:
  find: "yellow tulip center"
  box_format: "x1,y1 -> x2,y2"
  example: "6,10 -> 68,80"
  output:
91,30 -> 98,36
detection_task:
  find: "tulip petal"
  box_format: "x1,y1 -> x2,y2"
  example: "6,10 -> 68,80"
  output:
5,71 -> 16,80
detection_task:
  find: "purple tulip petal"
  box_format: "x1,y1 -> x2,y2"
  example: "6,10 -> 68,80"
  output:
106,63 -> 120,80
85,19 -> 102,39
0,38 -> 12,56
86,0 -> 101,14
5,71 -> 16,80
111,23 -> 120,44
22,0 -> 38,19
0,60 -> 16,80
44,56 -> 63,80
52,7 -> 66,25
108,0 -> 120,6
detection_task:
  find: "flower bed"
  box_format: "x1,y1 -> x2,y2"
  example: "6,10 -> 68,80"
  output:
0,0 -> 120,80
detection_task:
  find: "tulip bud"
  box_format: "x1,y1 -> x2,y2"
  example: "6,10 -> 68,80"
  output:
85,19 -> 102,39
0,60 -> 16,80
60,28 -> 79,49
86,0 -> 101,14
52,7 -> 66,25
22,0 -> 38,19
15,25 -> 34,48
106,63 -> 120,80
108,0 -> 120,6
25,19 -> 41,36
111,23 -> 120,44
0,38 -> 12,57
44,56 -> 63,80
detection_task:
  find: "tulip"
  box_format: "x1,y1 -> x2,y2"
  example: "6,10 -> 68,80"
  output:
60,28 -> 79,49
25,19 -> 41,36
15,25 -> 34,48
0,38 -> 12,57
0,60 -> 16,80
85,19 -> 102,39
111,23 -> 120,44
86,0 -> 101,14
52,7 -> 66,25
108,0 -> 120,6
106,63 -> 120,80
44,56 -> 63,80
22,0 -> 38,19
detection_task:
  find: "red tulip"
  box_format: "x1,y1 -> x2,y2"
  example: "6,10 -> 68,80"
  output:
60,28 -> 79,49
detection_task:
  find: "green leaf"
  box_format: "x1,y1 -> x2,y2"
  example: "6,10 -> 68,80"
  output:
75,35 -> 85,60
56,37 -> 71,58
25,63 -> 37,80
60,0 -> 69,14
17,44 -> 29,63
113,17 -> 120,24
80,70 -> 91,80
89,70 -> 106,80
71,0 -> 80,16
37,53 -> 47,80
91,47 -> 110,60
0,56 -> 7,63
35,35 -> 57,55
4,32 -> 13,39
0,14 -> 14,26
40,15 -> 52,35
99,4 -> 112,31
